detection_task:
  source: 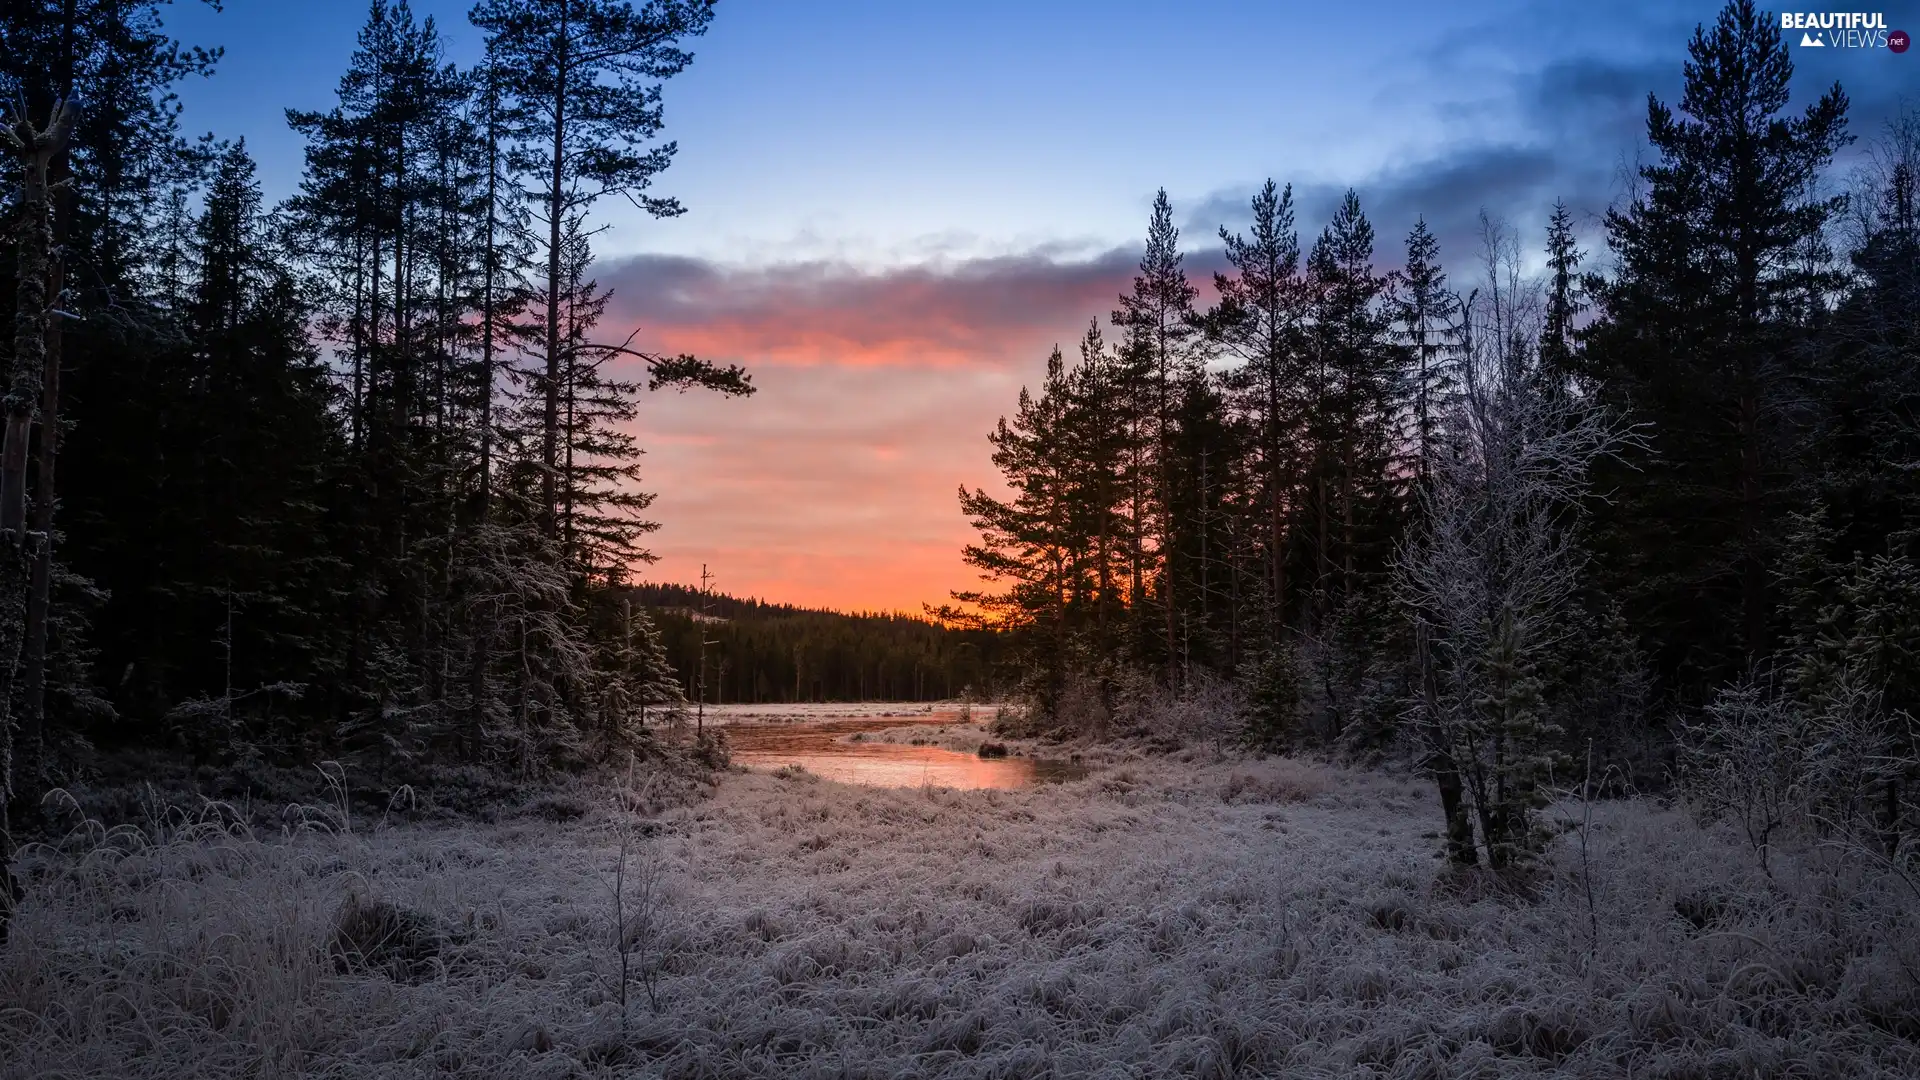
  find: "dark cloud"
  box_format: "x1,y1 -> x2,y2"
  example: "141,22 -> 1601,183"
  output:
1183,142 -> 1603,287
1523,55 -> 1675,142
1181,51 -> 1680,279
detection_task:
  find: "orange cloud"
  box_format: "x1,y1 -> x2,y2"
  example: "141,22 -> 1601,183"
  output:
631,364 -> 1026,613
594,250 -> 1164,612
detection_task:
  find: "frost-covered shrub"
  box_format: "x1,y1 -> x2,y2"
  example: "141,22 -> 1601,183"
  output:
691,727 -> 732,770
1395,246 -> 1638,870
1799,670 -> 1916,844
1218,758 -> 1333,804
1054,672 -> 1112,738
1677,678 -> 1807,873
1679,667 -> 1918,872
1161,671 -> 1243,751
1109,669 -> 1242,751
1239,641 -> 1305,748
522,791 -> 591,822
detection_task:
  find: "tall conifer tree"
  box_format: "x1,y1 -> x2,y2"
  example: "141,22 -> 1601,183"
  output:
1113,189 -> 1200,679
1585,0 -> 1850,692
1209,180 -> 1306,641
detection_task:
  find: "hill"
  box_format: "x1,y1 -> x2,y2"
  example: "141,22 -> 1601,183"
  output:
628,584 -> 1008,704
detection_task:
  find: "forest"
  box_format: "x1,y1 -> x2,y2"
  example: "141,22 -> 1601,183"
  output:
634,583 -> 1006,705
947,6 -> 1918,869
1,1 -> 1919,1076
0,0 -> 756,813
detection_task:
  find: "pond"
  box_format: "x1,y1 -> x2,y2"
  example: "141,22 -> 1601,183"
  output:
717,708 -> 1086,790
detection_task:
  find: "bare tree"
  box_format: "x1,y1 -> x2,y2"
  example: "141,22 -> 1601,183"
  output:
1396,213 -> 1640,869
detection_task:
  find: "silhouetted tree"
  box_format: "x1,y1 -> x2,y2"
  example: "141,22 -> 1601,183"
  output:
1584,0 -> 1850,696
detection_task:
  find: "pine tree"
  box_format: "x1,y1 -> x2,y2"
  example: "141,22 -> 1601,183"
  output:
182,143 -> 345,748
469,0 -> 717,540
943,347 -> 1078,711
1391,216 -> 1461,494
1,1 -> 223,294
549,219 -> 657,580
1208,179 -> 1306,642
1584,0 -> 1851,695
942,332 -> 1153,720
1113,189 -> 1200,680
286,0 -> 482,749
1163,367 -> 1248,674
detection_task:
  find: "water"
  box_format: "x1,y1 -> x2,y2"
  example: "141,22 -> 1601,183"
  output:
719,710 -> 1086,790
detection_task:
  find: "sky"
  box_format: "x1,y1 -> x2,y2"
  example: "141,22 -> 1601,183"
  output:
160,0 -> 1916,613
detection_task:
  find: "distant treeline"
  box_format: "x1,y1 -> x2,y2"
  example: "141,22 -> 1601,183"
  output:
630,584 -> 1007,704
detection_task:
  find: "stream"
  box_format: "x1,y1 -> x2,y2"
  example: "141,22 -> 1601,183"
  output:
718,709 -> 1086,790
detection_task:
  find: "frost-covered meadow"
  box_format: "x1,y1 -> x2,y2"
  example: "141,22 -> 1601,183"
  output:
4,746 -> 1919,1079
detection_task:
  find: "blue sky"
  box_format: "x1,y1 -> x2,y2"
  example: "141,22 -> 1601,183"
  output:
157,0 -> 1919,610
165,0 -> 1914,267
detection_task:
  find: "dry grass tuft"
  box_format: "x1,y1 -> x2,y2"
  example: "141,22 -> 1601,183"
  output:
325,891 -> 445,982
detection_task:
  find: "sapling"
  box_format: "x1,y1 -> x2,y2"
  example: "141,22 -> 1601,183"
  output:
607,777 -> 667,1026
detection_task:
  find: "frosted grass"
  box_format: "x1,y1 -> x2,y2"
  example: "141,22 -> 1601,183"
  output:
3,753 -> 1917,1078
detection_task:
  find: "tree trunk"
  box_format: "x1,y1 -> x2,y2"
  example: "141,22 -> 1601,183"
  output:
1433,752 -> 1477,866
1417,620 -> 1477,865
478,63 -> 499,520
542,18 -> 569,540
16,249 -> 62,818
1,98 -> 75,947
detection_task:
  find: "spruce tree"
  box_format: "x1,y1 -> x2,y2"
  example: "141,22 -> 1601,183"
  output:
1303,190 -> 1394,611
1391,217 -> 1461,494
1537,199 -> 1584,397
1061,321 -> 1140,666
1584,0 -> 1850,694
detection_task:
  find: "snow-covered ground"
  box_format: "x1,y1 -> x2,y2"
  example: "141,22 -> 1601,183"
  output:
4,751 -> 1918,1078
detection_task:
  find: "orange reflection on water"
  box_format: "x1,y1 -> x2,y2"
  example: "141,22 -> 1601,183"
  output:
722,713 -> 1082,790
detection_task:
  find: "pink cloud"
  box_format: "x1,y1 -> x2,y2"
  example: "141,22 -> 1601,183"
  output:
596,250 -> 1151,612
597,250 -> 1143,369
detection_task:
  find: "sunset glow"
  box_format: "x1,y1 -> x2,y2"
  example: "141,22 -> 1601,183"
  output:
156,0 -> 1914,614
601,253 -> 1130,611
